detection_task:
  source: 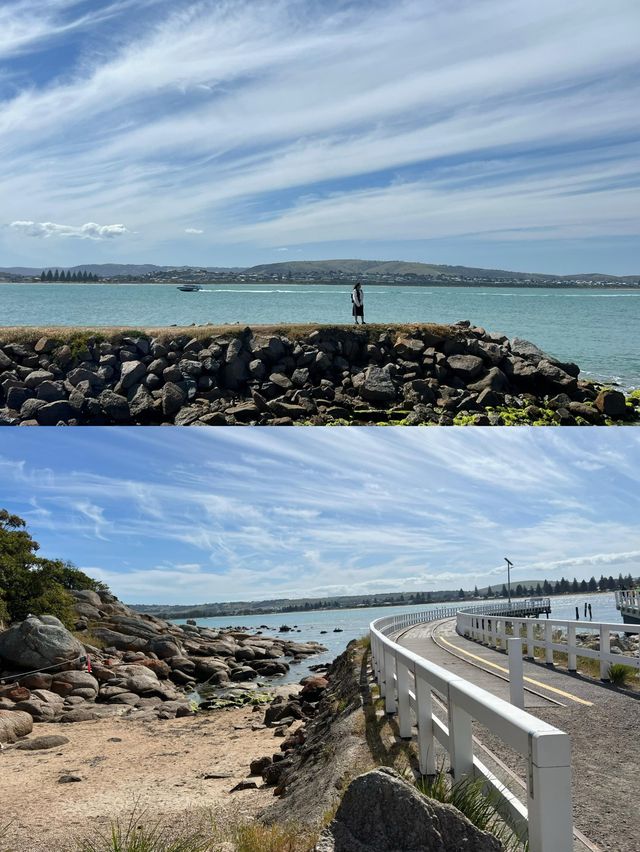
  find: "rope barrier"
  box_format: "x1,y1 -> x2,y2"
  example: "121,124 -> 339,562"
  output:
0,655 -> 87,684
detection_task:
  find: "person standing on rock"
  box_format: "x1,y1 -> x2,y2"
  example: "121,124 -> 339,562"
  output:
351,282 -> 365,324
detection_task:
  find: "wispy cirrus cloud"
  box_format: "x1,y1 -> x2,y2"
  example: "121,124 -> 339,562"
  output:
0,429 -> 637,604
0,0 -> 638,270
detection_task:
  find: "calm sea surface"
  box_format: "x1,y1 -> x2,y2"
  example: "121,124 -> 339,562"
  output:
1,283 -> 639,387
173,592 -> 623,684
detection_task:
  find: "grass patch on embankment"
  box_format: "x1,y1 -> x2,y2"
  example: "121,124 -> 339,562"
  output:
75,808 -> 316,852
0,322 -> 456,345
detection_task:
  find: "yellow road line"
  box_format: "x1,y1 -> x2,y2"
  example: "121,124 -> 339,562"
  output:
438,635 -> 594,706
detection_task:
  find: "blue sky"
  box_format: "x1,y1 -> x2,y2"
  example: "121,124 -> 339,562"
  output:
0,428 -> 638,604
0,0 -> 639,274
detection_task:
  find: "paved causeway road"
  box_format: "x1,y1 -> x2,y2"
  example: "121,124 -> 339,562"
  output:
398,619 -> 640,852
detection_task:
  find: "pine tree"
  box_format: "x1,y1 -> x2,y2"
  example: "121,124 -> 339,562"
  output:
46,269 -> 53,281
53,269 -> 60,281
40,271 -> 46,281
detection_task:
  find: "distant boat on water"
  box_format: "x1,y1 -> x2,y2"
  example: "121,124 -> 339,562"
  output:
177,284 -> 202,292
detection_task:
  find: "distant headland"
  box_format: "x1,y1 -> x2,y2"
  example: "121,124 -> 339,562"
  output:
1,258 -> 638,288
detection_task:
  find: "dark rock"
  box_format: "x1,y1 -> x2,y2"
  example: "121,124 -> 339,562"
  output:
117,360 -> 147,391
99,390 -> 130,421
446,354 -> 484,380
230,780 -> 258,792
162,382 -> 187,415
17,735 -> 70,751
360,366 -> 396,403
58,774 -> 83,783
250,755 -> 273,775
24,369 -> 54,389
595,389 -> 627,418
226,402 -> 260,422
315,767 -> 503,852
35,400 -> 74,425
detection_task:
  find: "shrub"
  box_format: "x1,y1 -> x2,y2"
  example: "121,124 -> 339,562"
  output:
608,663 -> 637,686
416,768 -> 525,850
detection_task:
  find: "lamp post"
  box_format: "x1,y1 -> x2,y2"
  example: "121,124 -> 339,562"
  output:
504,557 -> 513,605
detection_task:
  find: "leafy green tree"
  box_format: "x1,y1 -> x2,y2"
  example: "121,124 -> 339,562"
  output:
0,587 -> 8,626
0,509 -> 106,628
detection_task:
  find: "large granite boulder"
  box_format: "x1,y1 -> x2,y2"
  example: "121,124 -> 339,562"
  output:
0,616 -> 85,670
315,768 -> 503,852
0,709 -> 33,743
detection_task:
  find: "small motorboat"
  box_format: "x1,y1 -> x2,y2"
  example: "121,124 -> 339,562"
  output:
177,284 -> 202,292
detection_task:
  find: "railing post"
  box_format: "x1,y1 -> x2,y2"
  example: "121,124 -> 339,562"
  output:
545,620 -> 554,665
508,638 -> 524,709
378,640 -> 387,697
599,624 -> 610,681
396,659 -> 412,738
448,686 -> 473,780
416,675 -> 436,775
567,624 -> 576,672
384,648 -> 397,713
527,731 -> 573,852
526,619 -> 535,660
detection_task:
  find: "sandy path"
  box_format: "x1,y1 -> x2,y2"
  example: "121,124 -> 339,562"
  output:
0,703 -> 289,852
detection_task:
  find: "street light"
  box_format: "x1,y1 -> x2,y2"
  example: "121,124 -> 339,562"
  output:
504,558 -> 513,605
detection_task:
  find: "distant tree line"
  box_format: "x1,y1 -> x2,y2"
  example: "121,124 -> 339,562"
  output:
41,269 -> 99,282
140,574 -> 640,621
484,573 -> 636,600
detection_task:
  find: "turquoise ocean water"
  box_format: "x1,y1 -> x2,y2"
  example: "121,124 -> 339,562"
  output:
1,283 -> 639,387
174,592 -> 623,684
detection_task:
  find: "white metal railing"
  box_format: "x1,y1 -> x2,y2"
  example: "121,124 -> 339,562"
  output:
369,601 -> 571,852
458,610 -> 640,680
615,588 -> 640,614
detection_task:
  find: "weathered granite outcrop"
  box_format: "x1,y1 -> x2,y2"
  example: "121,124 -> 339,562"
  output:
315,768 -> 503,852
0,324 -> 636,426
0,590 -> 325,729
260,643 -> 365,826
0,616 -> 86,669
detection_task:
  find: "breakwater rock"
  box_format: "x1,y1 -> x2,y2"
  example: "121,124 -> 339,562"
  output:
0,323 -> 637,425
0,591 -> 325,731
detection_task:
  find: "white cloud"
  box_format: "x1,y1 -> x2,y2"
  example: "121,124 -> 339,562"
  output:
184,227 -> 204,234
9,221 -> 129,240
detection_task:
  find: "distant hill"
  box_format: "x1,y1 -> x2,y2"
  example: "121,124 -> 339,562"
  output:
1,259 -> 637,282
244,259 -> 639,283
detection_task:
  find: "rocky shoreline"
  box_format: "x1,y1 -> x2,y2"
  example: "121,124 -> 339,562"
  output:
0,589 -> 325,738
0,323 -> 637,426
